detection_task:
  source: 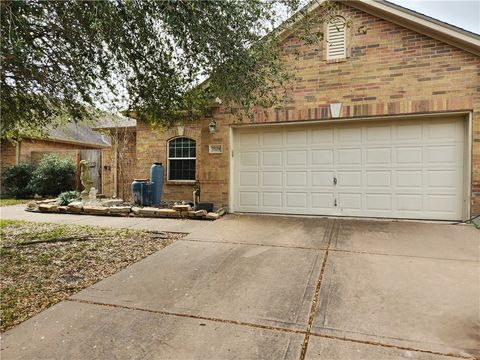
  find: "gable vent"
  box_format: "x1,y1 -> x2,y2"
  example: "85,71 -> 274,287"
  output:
327,17 -> 346,60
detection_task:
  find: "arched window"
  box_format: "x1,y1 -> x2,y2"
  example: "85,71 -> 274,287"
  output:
167,137 -> 196,181
326,16 -> 346,60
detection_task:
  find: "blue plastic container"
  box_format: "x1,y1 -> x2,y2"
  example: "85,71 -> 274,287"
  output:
150,163 -> 164,206
141,181 -> 153,207
131,179 -> 147,206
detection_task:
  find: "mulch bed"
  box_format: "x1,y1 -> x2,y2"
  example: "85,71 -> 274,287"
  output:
0,220 -> 184,332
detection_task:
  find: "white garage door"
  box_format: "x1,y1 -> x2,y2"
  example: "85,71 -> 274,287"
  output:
233,117 -> 466,220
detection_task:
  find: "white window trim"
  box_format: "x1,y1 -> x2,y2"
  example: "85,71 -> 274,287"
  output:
167,137 -> 197,182
326,16 -> 347,60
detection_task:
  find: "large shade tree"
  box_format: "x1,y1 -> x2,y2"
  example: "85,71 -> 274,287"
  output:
1,0 -> 337,136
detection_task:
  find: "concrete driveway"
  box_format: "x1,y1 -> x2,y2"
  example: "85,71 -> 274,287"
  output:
1,213 -> 479,360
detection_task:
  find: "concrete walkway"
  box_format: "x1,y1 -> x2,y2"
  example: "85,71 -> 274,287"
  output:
1,208 -> 479,359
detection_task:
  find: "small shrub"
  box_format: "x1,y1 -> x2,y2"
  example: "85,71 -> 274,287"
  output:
57,191 -> 80,206
29,155 -> 76,196
1,163 -> 36,198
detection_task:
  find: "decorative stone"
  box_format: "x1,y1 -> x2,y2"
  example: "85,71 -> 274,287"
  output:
206,212 -> 220,220
108,206 -> 131,215
173,204 -> 191,212
215,207 -> 226,216
83,205 -> 109,215
131,207 -> 142,215
194,209 -> 208,217
37,199 -> 57,204
101,199 -> 124,207
57,206 -> 68,213
39,204 -> 58,213
136,207 -> 158,217
25,201 -> 39,212
67,201 -> 83,213
156,209 -> 178,217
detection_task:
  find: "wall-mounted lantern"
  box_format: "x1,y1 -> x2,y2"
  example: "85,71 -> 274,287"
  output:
209,119 -> 217,134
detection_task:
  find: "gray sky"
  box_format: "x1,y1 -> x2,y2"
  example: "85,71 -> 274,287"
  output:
389,0 -> 480,34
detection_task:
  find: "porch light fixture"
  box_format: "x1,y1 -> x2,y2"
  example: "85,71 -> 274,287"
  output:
209,119 -> 217,134
330,102 -> 342,118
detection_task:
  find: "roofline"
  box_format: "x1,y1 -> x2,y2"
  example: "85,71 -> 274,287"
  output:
278,0 -> 480,56
340,0 -> 480,56
25,136 -> 111,149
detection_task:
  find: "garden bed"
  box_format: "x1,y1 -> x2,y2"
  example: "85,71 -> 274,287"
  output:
0,220 -> 183,332
25,199 -> 226,220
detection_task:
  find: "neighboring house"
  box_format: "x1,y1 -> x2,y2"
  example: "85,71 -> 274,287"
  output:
1,121 -> 111,192
118,0 -> 480,220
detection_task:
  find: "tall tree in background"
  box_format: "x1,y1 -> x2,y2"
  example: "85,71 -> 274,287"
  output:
1,0 -> 336,135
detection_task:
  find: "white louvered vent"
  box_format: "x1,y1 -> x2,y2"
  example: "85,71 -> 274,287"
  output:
327,17 -> 346,60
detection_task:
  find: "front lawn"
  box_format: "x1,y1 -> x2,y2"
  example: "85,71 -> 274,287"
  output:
0,198 -> 30,207
0,220 -> 183,332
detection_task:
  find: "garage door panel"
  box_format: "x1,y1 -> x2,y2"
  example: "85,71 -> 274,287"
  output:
262,151 -> 282,167
262,171 -> 283,187
366,193 -> 392,210
263,132 -> 283,146
312,171 -> 334,187
240,152 -> 259,167
239,172 -> 259,186
287,130 -> 307,145
396,124 -> 422,141
312,193 -> 335,209
262,192 -> 283,208
311,149 -> 334,165
286,151 -> 307,166
366,171 -> 391,187
396,170 -> 423,187
312,129 -> 334,144
239,192 -> 259,207
337,171 -> 362,187
366,147 -> 392,164
286,172 -> 307,187
286,193 -> 307,208
367,126 -> 392,142
337,148 -> 362,165
234,117 -> 465,220
338,193 -> 362,210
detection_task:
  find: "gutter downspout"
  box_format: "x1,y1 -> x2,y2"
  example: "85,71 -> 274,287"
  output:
15,140 -> 20,165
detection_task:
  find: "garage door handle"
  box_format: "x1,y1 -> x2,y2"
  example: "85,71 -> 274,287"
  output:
333,176 -> 337,185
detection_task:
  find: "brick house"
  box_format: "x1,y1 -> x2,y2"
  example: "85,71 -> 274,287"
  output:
1,122 -> 110,192
104,0 -> 480,221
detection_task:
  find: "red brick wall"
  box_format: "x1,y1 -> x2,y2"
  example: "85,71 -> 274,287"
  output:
135,2 -> 480,213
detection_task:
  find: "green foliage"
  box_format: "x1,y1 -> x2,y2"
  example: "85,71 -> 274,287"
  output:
1,0 -> 336,132
57,191 -> 80,206
29,155 -> 76,196
1,163 -> 35,199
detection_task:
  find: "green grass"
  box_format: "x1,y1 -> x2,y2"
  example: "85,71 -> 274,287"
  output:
0,220 -> 183,332
0,198 -> 30,207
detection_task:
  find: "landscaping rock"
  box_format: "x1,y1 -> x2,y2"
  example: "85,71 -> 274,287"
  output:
215,207 -> 226,216
101,199 -> 124,207
36,199 -> 57,204
83,205 -> 109,215
57,206 -> 68,213
131,207 -> 142,215
108,206 -> 131,215
67,201 -> 84,213
25,201 -> 39,212
39,204 -> 58,213
173,204 -> 191,212
206,212 -> 220,220
194,209 -> 208,217
156,209 -> 178,217
136,207 -> 158,217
